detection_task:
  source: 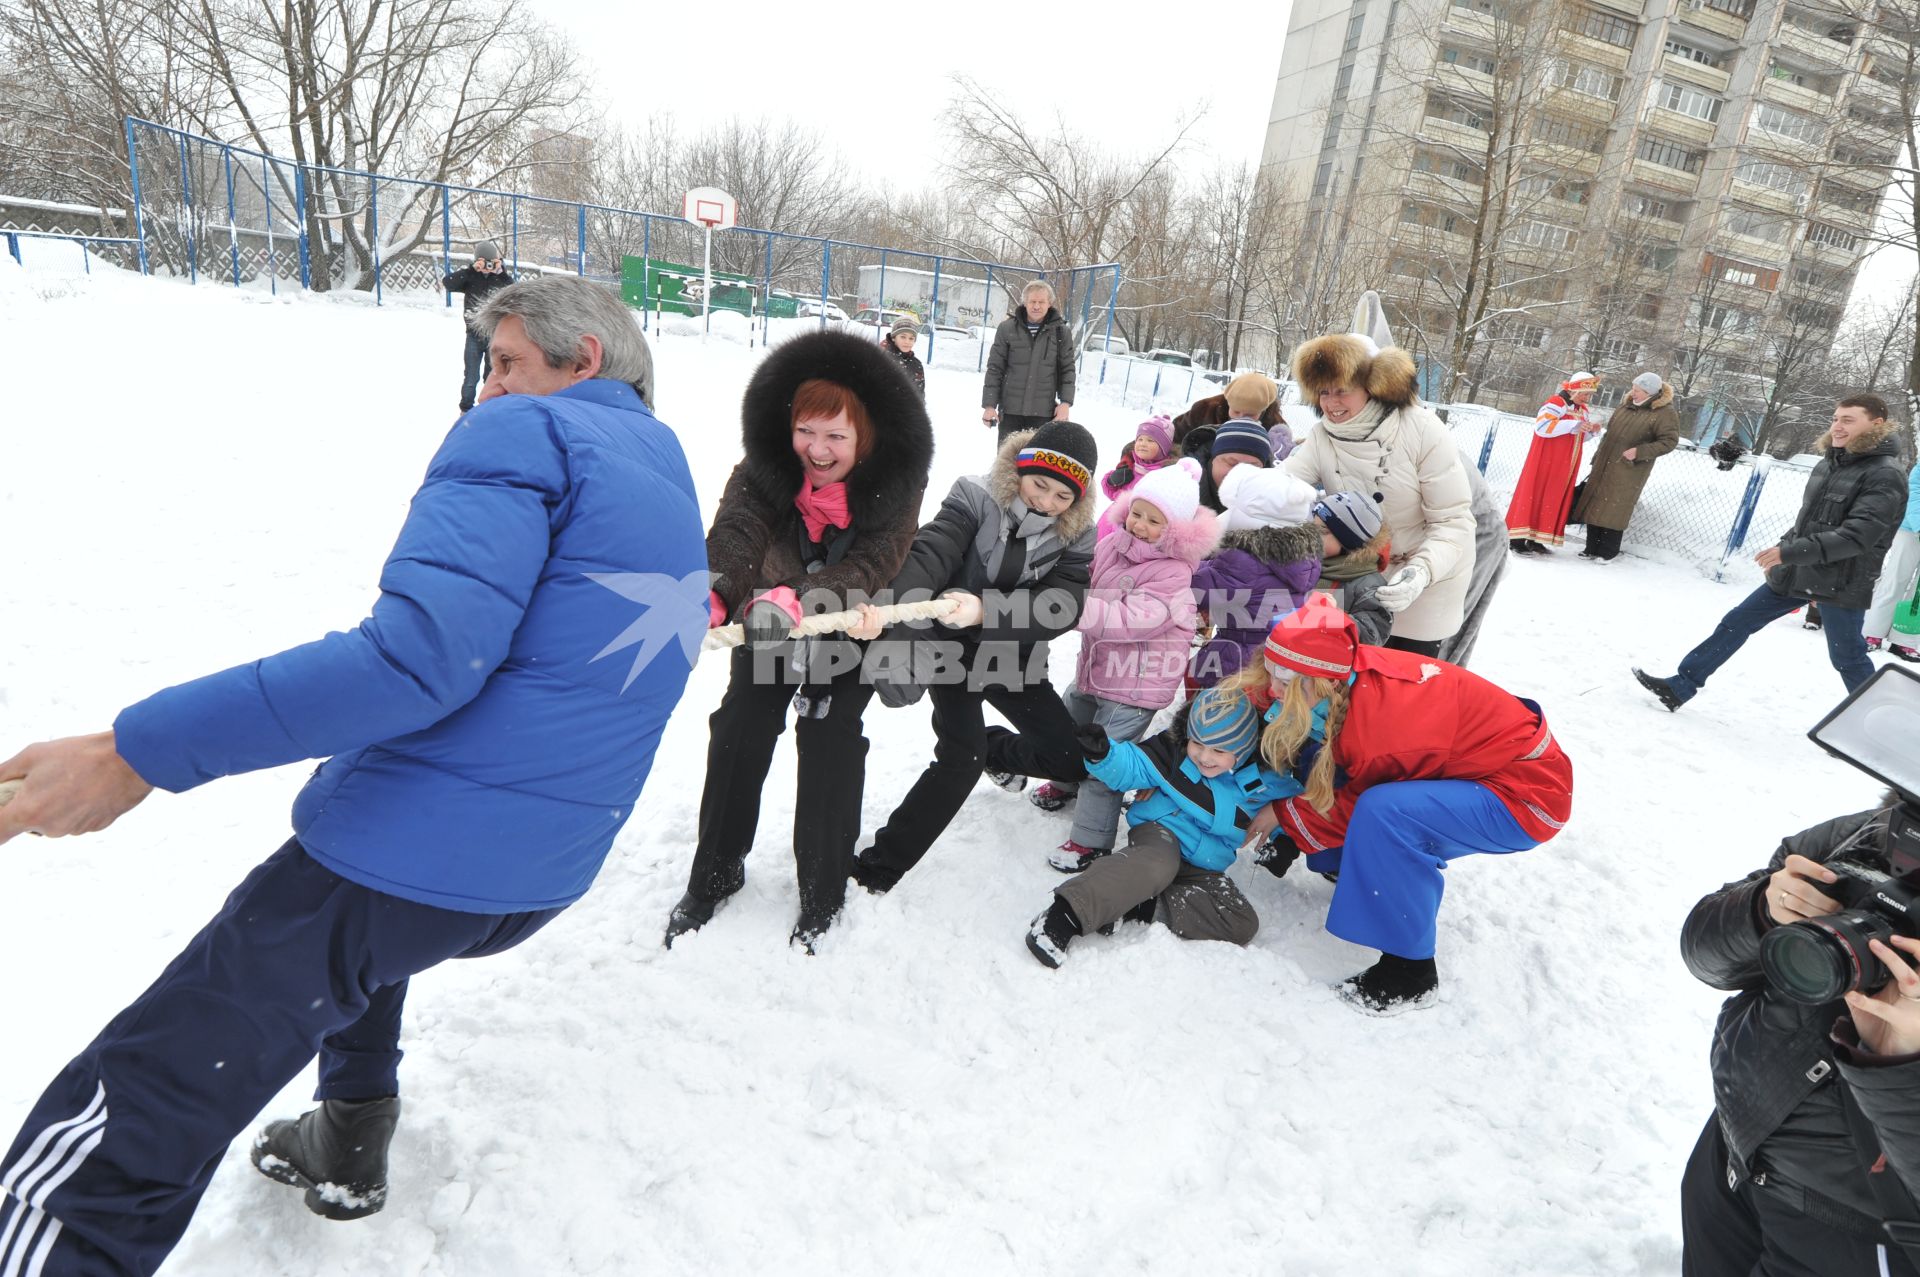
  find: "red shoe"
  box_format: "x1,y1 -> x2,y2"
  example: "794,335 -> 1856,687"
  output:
1029,782 -> 1077,812
1047,840 -> 1109,873
1891,644 -> 1920,664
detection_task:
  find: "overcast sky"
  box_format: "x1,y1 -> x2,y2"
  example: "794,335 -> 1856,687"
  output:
528,0 -> 1296,192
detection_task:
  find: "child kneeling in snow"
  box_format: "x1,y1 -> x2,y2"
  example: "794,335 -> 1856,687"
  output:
1018,460 -> 1222,870
1025,685 -> 1302,967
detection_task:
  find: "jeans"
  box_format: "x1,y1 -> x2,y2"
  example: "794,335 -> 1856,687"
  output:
460,331 -> 491,410
1668,581 -> 1872,703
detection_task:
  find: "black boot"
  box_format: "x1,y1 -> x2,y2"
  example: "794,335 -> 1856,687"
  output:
790,903 -> 840,954
1025,896 -> 1083,968
1631,667 -> 1685,713
1338,953 -> 1439,1015
663,890 -> 725,948
1256,835 -> 1299,879
251,1096 -> 401,1220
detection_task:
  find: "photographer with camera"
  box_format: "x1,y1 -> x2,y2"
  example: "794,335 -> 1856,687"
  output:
443,241 -> 515,412
1680,668 -> 1920,1275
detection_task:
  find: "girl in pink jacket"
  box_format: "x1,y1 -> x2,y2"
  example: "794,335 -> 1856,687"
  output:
1011,460 -> 1223,870
1094,415 -> 1176,540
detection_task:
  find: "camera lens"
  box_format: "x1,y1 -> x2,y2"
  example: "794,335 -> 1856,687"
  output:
1760,910 -> 1893,1004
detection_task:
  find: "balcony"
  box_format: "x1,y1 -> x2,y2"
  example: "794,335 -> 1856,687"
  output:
1442,6 -> 1498,41
1662,54 -> 1733,95
1761,76 -> 1836,117
1435,64 -> 1497,100
1798,238 -> 1861,268
1646,108 -> 1719,147
1629,157 -> 1702,193
1419,116 -> 1492,153
1849,74 -> 1903,113
1620,212 -> 1688,242
1774,21 -> 1855,67
1712,230 -> 1793,265
1559,31 -> 1634,71
1727,178 -> 1808,217
1818,202 -> 1878,234
1824,158 -> 1889,191
1530,142 -> 1605,176
1545,87 -> 1618,124
1676,0 -> 1748,41
1406,170 -> 1484,209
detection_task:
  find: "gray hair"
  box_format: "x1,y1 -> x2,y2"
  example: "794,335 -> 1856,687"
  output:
1022,279 -> 1054,301
471,276 -> 655,407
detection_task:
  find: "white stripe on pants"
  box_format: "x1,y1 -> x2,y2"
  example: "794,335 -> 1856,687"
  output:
1866,529 -> 1920,643
0,1084 -> 107,1277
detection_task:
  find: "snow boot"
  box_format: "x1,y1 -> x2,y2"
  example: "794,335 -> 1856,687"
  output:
1338,954 -> 1439,1016
1803,604 -> 1823,631
1046,839 -> 1109,873
251,1096 -> 400,1221
789,902 -> 840,954
984,767 -> 1027,794
1892,643 -> 1920,664
1029,782 -> 1077,812
1026,897 -> 1082,969
1631,667 -> 1685,713
663,889 -> 727,948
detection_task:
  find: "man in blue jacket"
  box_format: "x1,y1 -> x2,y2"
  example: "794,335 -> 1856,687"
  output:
0,276 -> 706,1275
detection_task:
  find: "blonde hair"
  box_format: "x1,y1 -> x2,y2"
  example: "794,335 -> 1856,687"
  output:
1221,665 -> 1352,814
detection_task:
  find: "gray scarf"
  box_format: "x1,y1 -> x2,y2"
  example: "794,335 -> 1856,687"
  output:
977,499 -> 1059,585
1319,398 -> 1388,441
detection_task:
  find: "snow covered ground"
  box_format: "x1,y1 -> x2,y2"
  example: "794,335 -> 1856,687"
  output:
0,253 -> 1894,1276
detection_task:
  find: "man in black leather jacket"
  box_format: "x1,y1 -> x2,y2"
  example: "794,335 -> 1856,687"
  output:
1680,793 -> 1920,1275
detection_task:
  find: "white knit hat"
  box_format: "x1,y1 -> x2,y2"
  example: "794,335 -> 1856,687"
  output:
1129,458 -> 1201,525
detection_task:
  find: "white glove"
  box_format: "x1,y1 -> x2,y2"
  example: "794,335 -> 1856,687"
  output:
938,591 -> 984,628
1374,563 -> 1431,613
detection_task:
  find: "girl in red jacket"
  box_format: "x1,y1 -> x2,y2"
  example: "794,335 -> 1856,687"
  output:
1234,596 -> 1574,1012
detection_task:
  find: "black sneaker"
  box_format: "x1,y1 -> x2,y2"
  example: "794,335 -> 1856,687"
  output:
663,890 -> 723,948
1803,605 -> 1823,631
984,767 -> 1027,794
251,1097 -> 401,1220
1338,954 -> 1439,1015
1631,667 -> 1685,712
1025,897 -> 1082,968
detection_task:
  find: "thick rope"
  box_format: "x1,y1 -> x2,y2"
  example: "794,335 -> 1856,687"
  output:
702,597 -> 958,652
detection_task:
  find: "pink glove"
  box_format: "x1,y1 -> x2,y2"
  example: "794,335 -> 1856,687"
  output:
749,586 -> 803,625
707,591 -> 728,629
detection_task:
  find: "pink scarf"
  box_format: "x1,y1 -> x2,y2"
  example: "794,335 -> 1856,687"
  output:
795,481 -> 851,542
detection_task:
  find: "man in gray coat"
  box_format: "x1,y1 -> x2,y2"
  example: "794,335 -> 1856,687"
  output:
982,280 -> 1076,446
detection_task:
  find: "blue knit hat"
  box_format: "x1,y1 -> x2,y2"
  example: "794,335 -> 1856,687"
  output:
1313,491 -> 1385,552
1210,419 -> 1274,467
1187,686 -> 1259,764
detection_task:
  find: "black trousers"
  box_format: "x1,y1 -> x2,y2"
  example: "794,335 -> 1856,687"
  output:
861,679 -> 1082,889
459,331 -> 491,410
1584,525 -> 1625,559
685,645 -> 875,922
1681,1114 -> 1917,1277
1384,635 -> 1444,657
997,412 -> 1053,446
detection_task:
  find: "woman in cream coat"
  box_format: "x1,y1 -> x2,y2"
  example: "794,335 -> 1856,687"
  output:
1282,335 -> 1476,654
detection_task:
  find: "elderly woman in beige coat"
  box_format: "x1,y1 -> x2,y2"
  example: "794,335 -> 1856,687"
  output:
1571,371 -> 1681,562
1285,335 -> 1477,655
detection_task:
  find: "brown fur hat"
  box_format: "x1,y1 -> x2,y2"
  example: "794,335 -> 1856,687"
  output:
1291,335 -> 1419,410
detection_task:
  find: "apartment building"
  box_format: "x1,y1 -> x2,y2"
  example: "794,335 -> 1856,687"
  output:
1263,0 -> 1907,418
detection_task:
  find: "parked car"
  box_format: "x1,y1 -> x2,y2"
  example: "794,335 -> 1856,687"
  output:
1142,348 -> 1195,367
850,308 -> 927,335
1199,370 -> 1230,387
1086,333 -> 1131,355
797,300 -> 849,322
933,324 -> 969,340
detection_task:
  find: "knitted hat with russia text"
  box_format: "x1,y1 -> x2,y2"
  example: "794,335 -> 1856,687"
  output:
1017,420 -> 1100,499
1264,595 -> 1360,680
1313,491 -> 1385,553
1187,685 -> 1260,765
1210,419 -> 1274,467
1129,457 -> 1202,525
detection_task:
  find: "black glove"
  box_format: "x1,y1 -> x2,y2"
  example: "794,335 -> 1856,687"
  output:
1107,463 -> 1133,490
742,600 -> 796,649
1075,723 -> 1111,763
1255,826 -> 1299,879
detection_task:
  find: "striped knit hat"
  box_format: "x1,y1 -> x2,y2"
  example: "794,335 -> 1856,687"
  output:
1016,420 -> 1099,498
1210,418 -> 1274,466
1263,595 -> 1359,680
1186,686 -> 1260,765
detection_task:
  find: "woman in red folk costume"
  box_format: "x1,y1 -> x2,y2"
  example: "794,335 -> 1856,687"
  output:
1506,372 -> 1602,555
1239,596 -> 1574,1013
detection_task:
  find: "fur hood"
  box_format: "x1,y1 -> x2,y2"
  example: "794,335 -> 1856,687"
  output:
737,328 -> 934,529
1636,383 -> 1675,411
1112,505 -> 1223,568
1812,415 -> 1899,456
988,427 -> 1099,543
1214,521 -> 1324,568
1291,334 -> 1419,410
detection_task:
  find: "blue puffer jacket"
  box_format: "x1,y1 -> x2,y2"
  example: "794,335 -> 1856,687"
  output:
1903,461 -> 1920,535
1086,730 -> 1302,871
114,380 -> 706,913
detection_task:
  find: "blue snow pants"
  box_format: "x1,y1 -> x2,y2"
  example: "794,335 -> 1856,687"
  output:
0,840 -> 561,1277
1313,780 -> 1539,960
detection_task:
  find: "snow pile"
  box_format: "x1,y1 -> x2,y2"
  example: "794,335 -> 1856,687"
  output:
0,264 -> 1890,1276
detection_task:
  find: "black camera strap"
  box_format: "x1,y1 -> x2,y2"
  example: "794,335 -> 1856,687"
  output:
1838,1079 -> 1920,1265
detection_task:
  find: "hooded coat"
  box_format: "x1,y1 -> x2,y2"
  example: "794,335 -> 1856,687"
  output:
1766,416 -> 1907,610
705,330 -> 934,634
1076,502 -> 1223,708
1573,383 -> 1681,531
1189,523 -> 1325,686
1088,725 -> 1302,872
982,306 -> 1076,417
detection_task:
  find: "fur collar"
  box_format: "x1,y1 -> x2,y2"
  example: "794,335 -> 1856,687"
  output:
988,428 -> 1098,543
1619,384 -> 1675,411
1813,416 -> 1899,457
1111,507 -> 1223,567
737,329 -> 933,527
1215,522 -> 1324,565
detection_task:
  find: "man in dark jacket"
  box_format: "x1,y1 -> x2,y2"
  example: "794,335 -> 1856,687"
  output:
443,240 -> 515,411
1636,395 -> 1908,709
981,280 -> 1076,446
0,276 -> 703,1273
1680,793 -> 1920,1276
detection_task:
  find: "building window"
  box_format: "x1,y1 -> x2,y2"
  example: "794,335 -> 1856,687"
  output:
1821,187 -> 1878,215
1767,62 -> 1831,92
1657,81 -> 1726,121
1513,220 -> 1579,250
1549,60 -> 1625,100
1791,264 -> 1845,290
1724,207 -> 1791,242
1639,245 -> 1680,270
1635,136 -> 1704,172
1697,302 -> 1759,333
1625,192 -> 1681,220
1598,336 -> 1642,363
1441,46 -> 1498,74
1752,103 -> 1823,144
1334,63 -> 1356,94
1534,117 -> 1605,152
1508,324 -> 1552,349
1345,10 -> 1368,50
1425,95 -> 1486,131
1663,38 -> 1727,67
1519,173 -> 1590,203
1703,254 -> 1779,289
1413,149 -> 1485,183
1733,158 -> 1809,196
1633,294 -> 1664,320
1312,161 -> 1334,197
1689,0 -> 1753,18
1572,6 -> 1638,46
1450,0 -> 1496,13
1806,222 -> 1860,249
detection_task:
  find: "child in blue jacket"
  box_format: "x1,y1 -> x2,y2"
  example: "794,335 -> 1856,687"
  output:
1025,685 -> 1302,966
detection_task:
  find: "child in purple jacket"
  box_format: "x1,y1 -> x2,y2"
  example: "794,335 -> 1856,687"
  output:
994,461 -> 1223,871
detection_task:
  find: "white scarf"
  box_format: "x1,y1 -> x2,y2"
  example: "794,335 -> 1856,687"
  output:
1319,398 -> 1388,441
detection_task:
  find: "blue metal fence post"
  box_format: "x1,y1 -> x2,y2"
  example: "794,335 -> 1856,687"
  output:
577,203 -> 587,277
1477,415 -> 1498,474
223,145 -> 240,286
876,249 -> 888,325
510,194 -> 519,273
124,119 -> 151,276
262,155 -> 277,295
819,241 -> 832,331
369,177 -> 383,305
5,232 -> 17,265
642,214 -> 652,331
1102,265 -> 1120,352
177,134 -> 197,284
441,186 -> 452,306
294,166 -> 311,290
1716,459 -> 1772,582
980,265 -> 994,372
761,233 -> 774,347
928,257 -> 943,364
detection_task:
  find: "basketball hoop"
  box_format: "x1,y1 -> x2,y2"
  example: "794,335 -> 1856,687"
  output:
682,187 -> 737,338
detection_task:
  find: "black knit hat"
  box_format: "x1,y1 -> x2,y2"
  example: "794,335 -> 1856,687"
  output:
1017,420 -> 1100,498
